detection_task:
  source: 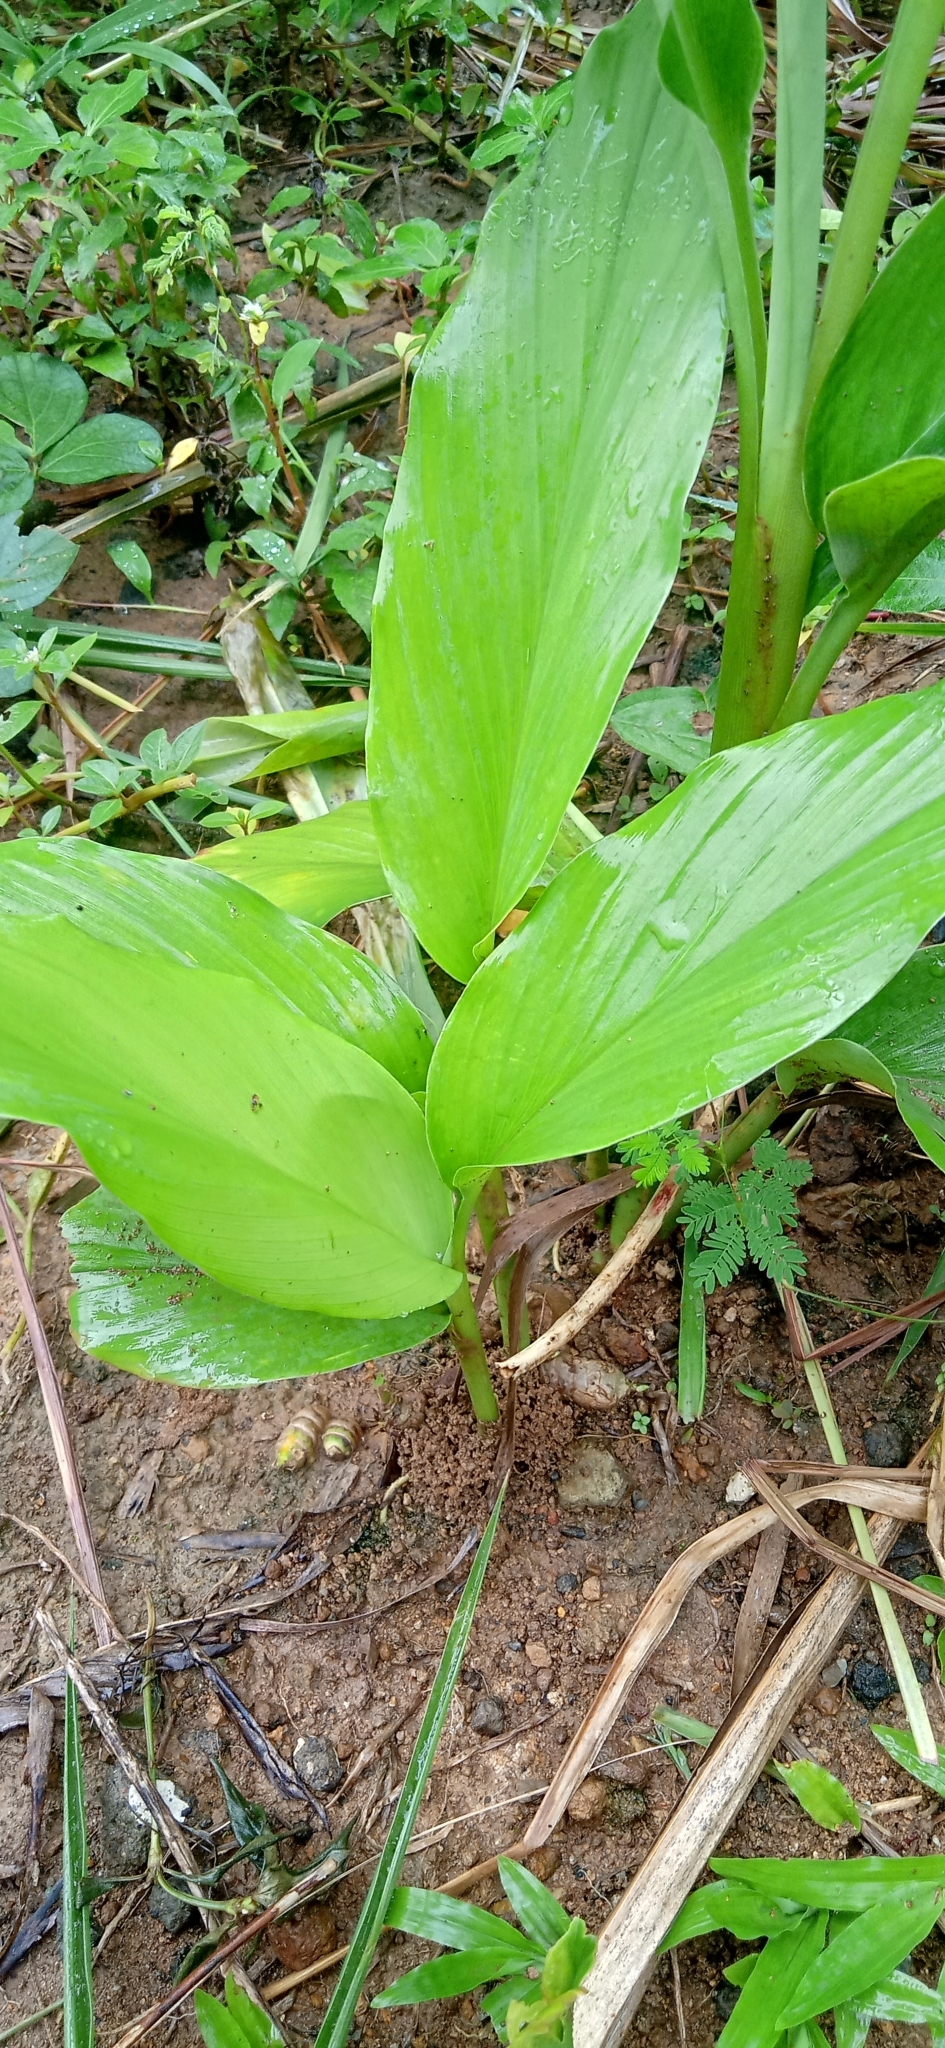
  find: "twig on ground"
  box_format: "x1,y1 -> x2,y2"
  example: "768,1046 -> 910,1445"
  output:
0,1183 -> 113,1648
499,1174 -> 679,1378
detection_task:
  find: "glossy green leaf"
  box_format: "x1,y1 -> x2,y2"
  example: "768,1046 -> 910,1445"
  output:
805,194 -> 945,529
385,1886 -> 540,1959
40,414 -> 162,485
824,456 -> 945,612
0,916 -> 455,1318
677,1236 -> 706,1423
0,439 -> 34,518
318,1488 -> 506,2048
608,687 -> 711,774
497,1858 -> 571,1950
63,1188 -> 448,1389
658,0 -> 764,193
778,1886 -> 945,2027
188,705 -> 368,786
661,1880 -> 806,1951
63,1669 -> 94,2048
195,1976 -> 284,2048
541,1918 -> 596,2001
108,538 -> 152,602
718,1915 -> 828,2048
871,1724 -> 945,1799
373,1944 -> 528,2008
862,1969 -> 945,2025
834,2004 -> 871,2048
427,688 -> 945,1185
882,536 -> 945,613
0,516 -> 77,610
771,1760 -> 859,1831
711,1857 -> 945,1913
368,0 -> 725,982
785,946 -> 945,1172
0,838 -> 430,1092
0,354 -> 86,453
197,806 -> 388,926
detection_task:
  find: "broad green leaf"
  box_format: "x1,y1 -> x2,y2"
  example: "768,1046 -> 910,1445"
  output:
0,440 -> 34,518
77,70 -> 150,131
0,838 -> 430,1092
197,805 -> 388,926
187,705 -> 367,786
778,1886 -> 945,2027
0,516 -> 77,610
368,0 -> 725,981
318,1489 -> 506,2048
658,0 -> 764,193
374,1944 -> 528,2008
871,1724 -> 945,1799
385,1887 -> 540,1959
834,2005 -> 871,2048
541,1919 -> 596,2001
497,1858 -> 571,1950
862,1969 -> 945,2025
63,1188 -> 448,1389
39,414 -> 162,485
882,536 -> 945,613
108,538 -> 152,602
771,1760 -> 859,1831
426,688 -> 945,1185
271,338 -> 321,414
711,1857 -> 945,1913
195,1978 -> 284,2048
805,194 -> 945,529
0,98 -> 60,171
63,1669 -> 94,2048
723,1959 -> 757,1987
325,558 -> 378,638
785,947 -> 945,1171
824,456 -> 945,613
0,354 -> 86,452
609,687 -> 711,774
718,1915 -> 827,2048
481,1977 -> 544,2037
661,1880 -> 806,1950
0,917 -> 455,1317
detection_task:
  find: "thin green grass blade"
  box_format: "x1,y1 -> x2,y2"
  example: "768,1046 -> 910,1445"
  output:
313,1486 -> 506,2048
63,1672 -> 94,2048
888,1235 -> 945,1377
677,1237 -> 706,1422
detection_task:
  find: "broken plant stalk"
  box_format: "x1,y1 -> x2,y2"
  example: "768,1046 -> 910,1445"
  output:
782,1283 -> 937,1761
499,1171 -> 679,1378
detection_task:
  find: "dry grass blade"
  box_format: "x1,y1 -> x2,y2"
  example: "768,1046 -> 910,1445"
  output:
745,1460 -> 940,1612
24,1687 -> 54,1882
571,1498 -> 911,2048
730,1513 -> 792,1705
500,1173 -> 679,1378
928,1426 -> 945,1580
0,1183 -> 113,1649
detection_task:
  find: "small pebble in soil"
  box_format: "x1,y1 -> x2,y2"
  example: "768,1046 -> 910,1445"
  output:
582,1576 -> 602,1602
556,1573 -> 580,1594
654,1321 -> 679,1356
557,1444 -> 628,1509
863,1420 -> 912,1467
566,1775 -> 608,1823
463,1666 -> 484,1690
149,1883 -> 196,1936
725,1472 -> 756,1506
470,1696 -> 505,1736
632,1491 -> 651,1513
821,1659 -> 847,1687
525,1641 -> 551,1669
849,1660 -> 899,1706
293,1734 -> 344,1794
715,1984 -> 740,2022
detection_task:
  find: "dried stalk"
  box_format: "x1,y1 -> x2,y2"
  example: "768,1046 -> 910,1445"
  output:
0,1183 -> 113,1647
572,1495 -> 913,2047
500,1174 -> 679,1379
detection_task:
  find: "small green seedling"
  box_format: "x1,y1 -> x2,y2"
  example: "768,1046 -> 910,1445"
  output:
372,1857 -> 596,2048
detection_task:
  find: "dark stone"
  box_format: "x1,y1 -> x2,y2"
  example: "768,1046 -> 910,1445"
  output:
470,1696 -> 505,1736
560,1526 -> 587,1539
631,1491 -> 651,1514
654,1321 -> 679,1356
463,1666 -> 484,1690
556,1573 -> 579,1595
715,1984 -> 740,2022
100,1765 -> 149,1874
913,1656 -> 932,1686
292,1735 -> 343,1795
849,1659 -> 899,1707
863,1420 -> 912,1468
507,1641 -> 524,1653
149,1883 -> 197,1936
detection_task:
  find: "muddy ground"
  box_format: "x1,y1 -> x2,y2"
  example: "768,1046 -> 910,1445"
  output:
5,109 -> 945,2048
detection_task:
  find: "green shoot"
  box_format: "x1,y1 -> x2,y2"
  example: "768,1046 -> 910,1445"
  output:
681,1136 -> 811,1291
618,1120 -> 710,1188
63,1653 -> 95,2048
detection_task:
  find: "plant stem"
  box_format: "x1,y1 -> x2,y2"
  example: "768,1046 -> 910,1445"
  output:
476,1168 -> 528,1352
807,0 -> 945,404
772,584 -> 866,726
785,1286 -> 937,1762
54,774 -> 197,838
447,1192 -> 499,1423
750,0 -> 827,730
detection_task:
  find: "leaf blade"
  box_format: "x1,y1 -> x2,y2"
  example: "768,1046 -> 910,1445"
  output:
196,806 -> 388,927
